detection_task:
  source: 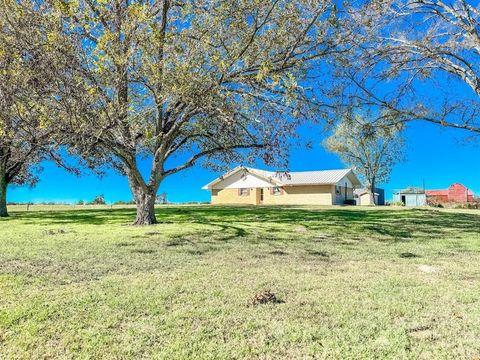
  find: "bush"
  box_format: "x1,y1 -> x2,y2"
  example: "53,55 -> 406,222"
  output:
113,200 -> 135,205
426,198 -> 444,208
89,195 -> 106,205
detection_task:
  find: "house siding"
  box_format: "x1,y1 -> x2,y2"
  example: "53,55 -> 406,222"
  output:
393,192 -> 427,206
359,192 -> 378,206
211,185 -> 335,205
333,186 -> 354,205
211,188 -> 259,205
263,185 -> 334,205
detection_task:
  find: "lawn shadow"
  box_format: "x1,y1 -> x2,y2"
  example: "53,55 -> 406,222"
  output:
10,208 -> 136,225
9,206 -> 480,247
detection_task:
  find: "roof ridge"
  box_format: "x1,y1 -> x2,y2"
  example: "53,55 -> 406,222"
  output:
248,168 -> 351,174
202,166 -> 360,190
278,168 -> 350,174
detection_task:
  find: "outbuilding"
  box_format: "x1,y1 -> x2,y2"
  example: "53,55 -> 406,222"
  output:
354,188 -> 385,206
393,188 -> 427,207
425,183 -> 474,204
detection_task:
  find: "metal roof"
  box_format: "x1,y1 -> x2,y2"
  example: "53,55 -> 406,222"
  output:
202,166 -> 361,189
354,188 -> 380,196
394,187 -> 425,194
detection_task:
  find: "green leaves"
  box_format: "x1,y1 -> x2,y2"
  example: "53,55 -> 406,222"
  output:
0,0 -> 72,189
2,0 -> 340,220
324,115 -> 405,188
54,0 -> 336,167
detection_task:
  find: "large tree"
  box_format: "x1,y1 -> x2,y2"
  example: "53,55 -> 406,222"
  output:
324,115 -> 405,204
49,0 -> 340,224
335,0 -> 480,138
0,1 -> 69,217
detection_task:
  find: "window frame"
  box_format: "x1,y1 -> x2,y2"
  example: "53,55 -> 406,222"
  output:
272,186 -> 282,196
239,188 -> 249,197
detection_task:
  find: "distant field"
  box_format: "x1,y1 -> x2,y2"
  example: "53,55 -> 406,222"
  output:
7,204 -> 137,211
1,206 -> 480,358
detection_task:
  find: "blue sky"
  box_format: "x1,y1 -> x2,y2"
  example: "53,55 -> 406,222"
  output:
8,119 -> 479,204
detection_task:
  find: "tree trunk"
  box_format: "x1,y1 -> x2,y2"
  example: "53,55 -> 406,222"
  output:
368,177 -> 376,206
133,189 -> 157,225
0,170 -> 8,218
128,175 -> 157,225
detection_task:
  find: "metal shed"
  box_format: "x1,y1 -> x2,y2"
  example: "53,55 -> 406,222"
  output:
393,188 -> 426,207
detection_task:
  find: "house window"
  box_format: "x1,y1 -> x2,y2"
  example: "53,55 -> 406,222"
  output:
239,188 -> 249,196
273,186 -> 282,195
335,186 -> 341,195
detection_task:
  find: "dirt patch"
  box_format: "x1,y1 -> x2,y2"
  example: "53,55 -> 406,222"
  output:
250,290 -> 283,305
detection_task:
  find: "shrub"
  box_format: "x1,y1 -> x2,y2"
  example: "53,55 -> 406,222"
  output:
113,200 -> 135,205
426,198 -> 444,208
89,195 -> 106,205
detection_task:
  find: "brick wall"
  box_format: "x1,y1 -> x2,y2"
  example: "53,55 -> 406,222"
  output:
211,188 -> 259,205
211,185 -> 335,205
263,185 -> 334,205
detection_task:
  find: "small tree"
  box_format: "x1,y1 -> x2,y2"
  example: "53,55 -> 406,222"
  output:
156,193 -> 168,205
324,115 -> 405,204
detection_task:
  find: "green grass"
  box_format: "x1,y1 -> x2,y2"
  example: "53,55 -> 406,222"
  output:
1,205 -> 480,359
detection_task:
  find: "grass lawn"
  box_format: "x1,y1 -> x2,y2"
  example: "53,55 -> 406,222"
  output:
1,206 -> 480,359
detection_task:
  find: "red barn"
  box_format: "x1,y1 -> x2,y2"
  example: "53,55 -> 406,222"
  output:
426,183 -> 474,203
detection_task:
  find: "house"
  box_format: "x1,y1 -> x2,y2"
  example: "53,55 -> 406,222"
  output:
202,166 -> 362,206
354,188 -> 385,206
425,183 -> 474,204
393,188 -> 427,206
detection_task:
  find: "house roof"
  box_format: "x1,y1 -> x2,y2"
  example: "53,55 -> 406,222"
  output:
354,188 -> 383,196
202,166 -> 362,189
355,189 -> 379,196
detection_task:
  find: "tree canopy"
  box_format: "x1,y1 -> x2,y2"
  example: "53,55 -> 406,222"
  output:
47,0 -> 341,224
0,1 -> 70,217
336,0 -> 480,139
324,114 -> 405,202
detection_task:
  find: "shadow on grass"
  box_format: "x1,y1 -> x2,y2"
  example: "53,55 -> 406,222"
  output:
8,205 -> 480,243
